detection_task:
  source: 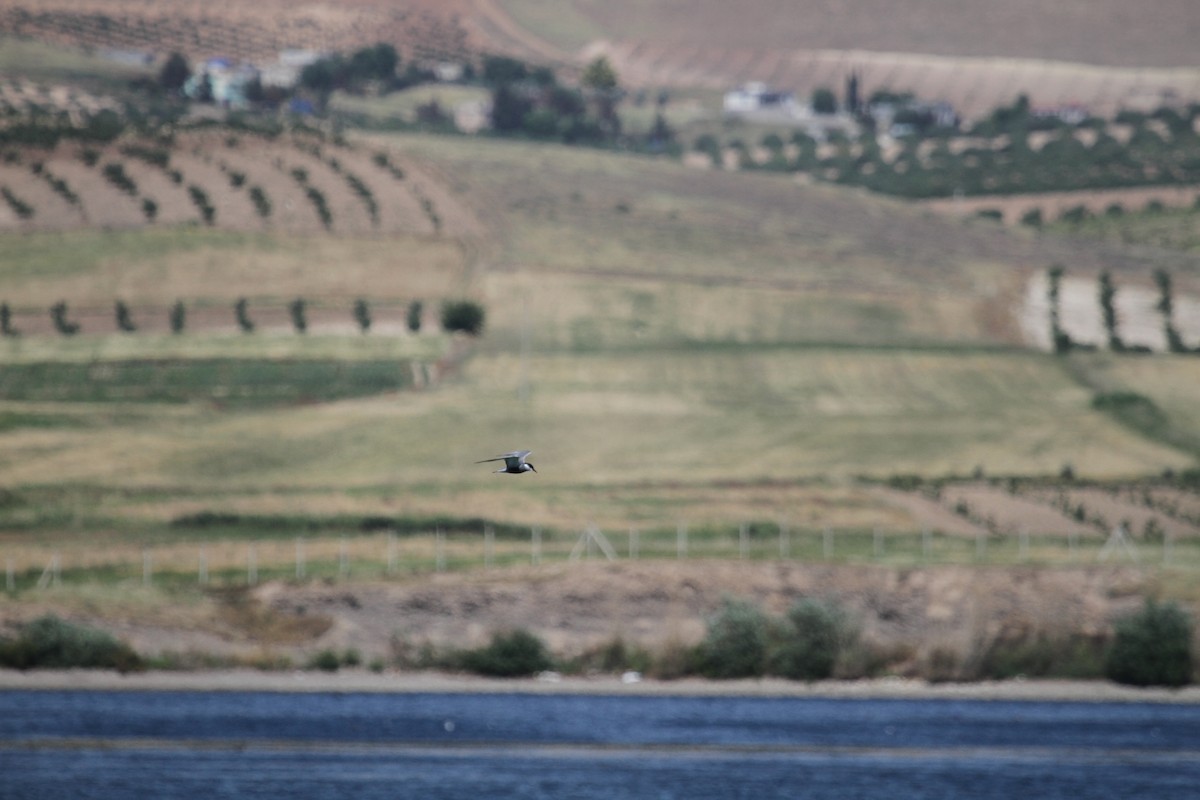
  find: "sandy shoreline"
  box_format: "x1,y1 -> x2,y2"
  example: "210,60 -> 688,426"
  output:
2,669 -> 1198,703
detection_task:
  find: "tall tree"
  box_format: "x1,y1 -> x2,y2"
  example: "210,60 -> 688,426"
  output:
114,300 -> 136,333
1098,270 -> 1125,352
581,56 -> 620,135
1154,269 -> 1187,353
1047,265 -> 1071,353
581,56 -> 618,92
158,52 -> 190,92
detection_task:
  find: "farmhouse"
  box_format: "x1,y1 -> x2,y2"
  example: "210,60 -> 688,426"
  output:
723,82 -> 797,116
1031,103 -> 1090,126
184,58 -> 260,108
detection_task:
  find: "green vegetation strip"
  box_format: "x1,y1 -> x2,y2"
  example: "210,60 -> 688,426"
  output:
0,359 -> 413,406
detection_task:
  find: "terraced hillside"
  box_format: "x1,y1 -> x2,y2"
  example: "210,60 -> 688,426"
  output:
0,0 -> 477,65
0,130 -> 480,238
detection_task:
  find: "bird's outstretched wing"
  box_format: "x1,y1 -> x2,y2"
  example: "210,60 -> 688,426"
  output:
476,450 -> 532,469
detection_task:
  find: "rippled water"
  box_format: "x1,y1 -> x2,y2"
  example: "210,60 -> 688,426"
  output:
2,689 -> 1198,799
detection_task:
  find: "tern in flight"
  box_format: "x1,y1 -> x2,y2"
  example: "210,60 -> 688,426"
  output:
476,450 -> 537,474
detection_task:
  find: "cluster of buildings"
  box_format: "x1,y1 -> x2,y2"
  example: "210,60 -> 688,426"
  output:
722,78 -> 1099,142
722,79 -> 963,140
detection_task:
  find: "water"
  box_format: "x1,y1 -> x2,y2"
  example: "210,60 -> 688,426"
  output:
2,689 -> 1198,799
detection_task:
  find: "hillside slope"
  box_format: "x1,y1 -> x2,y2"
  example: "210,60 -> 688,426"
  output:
495,0 -> 1200,68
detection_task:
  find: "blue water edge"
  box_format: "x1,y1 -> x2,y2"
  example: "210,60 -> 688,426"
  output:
1,690 -> 1198,799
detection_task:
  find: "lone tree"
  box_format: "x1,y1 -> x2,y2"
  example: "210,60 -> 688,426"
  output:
0,302 -> 18,336
581,56 -> 618,92
158,52 -> 191,92
169,300 -> 185,334
353,298 -> 371,334
1154,269 -> 1187,353
406,300 -> 422,333
581,55 -> 621,135
812,87 -> 838,114
289,298 -> 307,334
234,298 -> 255,333
1098,270 -> 1124,352
114,300 -> 136,333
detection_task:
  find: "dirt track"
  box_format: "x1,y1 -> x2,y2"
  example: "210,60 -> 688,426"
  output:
3,668 -> 1199,702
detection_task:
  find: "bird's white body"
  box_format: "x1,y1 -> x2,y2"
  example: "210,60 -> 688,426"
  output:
476,449 -> 537,474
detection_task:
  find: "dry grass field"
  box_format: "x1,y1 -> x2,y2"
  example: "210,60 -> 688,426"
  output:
494,0 -> 1200,120
496,0 -> 1200,68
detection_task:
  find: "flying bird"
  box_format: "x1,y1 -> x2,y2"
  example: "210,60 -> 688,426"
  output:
476,450 -> 537,474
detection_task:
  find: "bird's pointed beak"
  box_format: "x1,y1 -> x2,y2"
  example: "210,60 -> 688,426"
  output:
530,464 -> 537,473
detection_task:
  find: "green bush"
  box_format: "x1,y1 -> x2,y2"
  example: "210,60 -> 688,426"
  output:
1105,599 -> 1193,687
0,615 -> 143,672
975,633 -> 1105,680
698,598 -> 770,678
441,300 -> 485,336
770,598 -> 848,681
307,649 -> 342,672
460,629 -> 552,677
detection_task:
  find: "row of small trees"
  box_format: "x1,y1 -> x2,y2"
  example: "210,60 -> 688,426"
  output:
0,299 -> 486,337
1047,265 -> 1196,354
721,99 -> 1200,200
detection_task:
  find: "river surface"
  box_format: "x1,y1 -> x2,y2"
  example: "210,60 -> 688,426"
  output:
2,689 -> 1198,799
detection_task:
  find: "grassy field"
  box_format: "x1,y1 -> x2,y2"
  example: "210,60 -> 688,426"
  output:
329,85 -> 491,125
0,228 -> 471,308
0,131 -> 1198,590
0,35 -> 151,86
0,346 -> 1192,532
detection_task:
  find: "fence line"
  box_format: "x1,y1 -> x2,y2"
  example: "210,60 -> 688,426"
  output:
1,523 -> 1193,592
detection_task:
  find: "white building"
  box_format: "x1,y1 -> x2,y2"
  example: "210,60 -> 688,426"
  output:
723,83 -> 797,115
